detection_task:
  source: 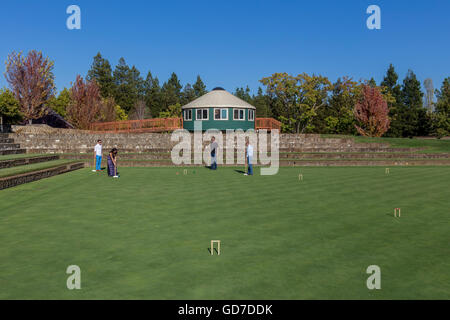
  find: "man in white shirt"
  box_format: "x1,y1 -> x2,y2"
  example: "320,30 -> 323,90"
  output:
93,140 -> 103,172
245,138 -> 253,176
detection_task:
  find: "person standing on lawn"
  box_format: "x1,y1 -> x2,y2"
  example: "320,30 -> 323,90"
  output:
93,139 -> 103,172
210,136 -> 218,170
245,138 -> 253,176
107,148 -> 119,178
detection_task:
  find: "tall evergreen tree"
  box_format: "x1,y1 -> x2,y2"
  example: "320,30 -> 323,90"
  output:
113,57 -> 132,112
129,65 -> 145,100
112,58 -> 144,113
319,77 -> 357,134
234,86 -> 252,104
402,70 -> 424,110
87,53 -> 115,98
143,71 -> 161,118
367,78 -> 377,87
181,83 -> 196,106
400,70 -> 429,136
432,77 -> 450,136
253,87 -> 271,118
160,72 -> 182,111
381,64 -> 403,137
435,77 -> 450,113
381,64 -> 401,95
193,75 -> 207,97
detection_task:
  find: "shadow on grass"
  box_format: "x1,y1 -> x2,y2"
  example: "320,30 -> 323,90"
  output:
207,248 -> 219,255
234,169 -> 246,174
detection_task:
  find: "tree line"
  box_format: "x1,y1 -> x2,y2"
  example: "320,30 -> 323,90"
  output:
1,50 -> 449,137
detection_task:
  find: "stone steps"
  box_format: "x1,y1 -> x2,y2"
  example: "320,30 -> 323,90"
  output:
280,153 -> 449,159
22,146 -> 424,154
0,136 -> 84,190
0,135 -> 26,155
68,158 -> 450,167
6,131 -> 448,168
0,149 -> 26,156
278,147 -> 424,153
0,138 -> 14,144
60,152 -> 449,161
280,159 -> 450,166
0,143 -> 21,150
0,162 -> 85,190
0,155 -> 61,169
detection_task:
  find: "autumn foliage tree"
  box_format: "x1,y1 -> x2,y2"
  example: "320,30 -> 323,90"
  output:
354,85 -> 390,137
4,51 -> 56,124
66,75 -> 102,129
99,97 -> 118,122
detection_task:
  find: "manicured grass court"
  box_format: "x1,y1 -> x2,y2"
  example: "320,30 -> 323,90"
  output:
0,153 -> 47,161
0,167 -> 449,299
321,134 -> 450,153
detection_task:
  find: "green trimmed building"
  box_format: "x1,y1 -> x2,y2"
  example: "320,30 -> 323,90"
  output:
182,87 -> 256,131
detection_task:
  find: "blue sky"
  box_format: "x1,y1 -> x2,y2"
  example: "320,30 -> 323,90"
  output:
0,0 -> 449,94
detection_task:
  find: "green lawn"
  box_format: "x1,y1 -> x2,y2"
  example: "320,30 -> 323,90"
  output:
321,134 -> 450,153
0,167 -> 449,299
0,153 -> 47,161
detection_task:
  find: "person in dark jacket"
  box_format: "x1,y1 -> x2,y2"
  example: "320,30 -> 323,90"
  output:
107,148 -> 119,178
210,136 -> 218,170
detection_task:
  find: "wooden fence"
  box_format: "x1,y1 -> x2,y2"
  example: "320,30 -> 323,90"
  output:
90,118 -> 183,133
90,117 -> 281,132
255,118 -> 282,131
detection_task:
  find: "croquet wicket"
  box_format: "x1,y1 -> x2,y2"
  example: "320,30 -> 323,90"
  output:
211,240 -> 221,255
385,168 -> 390,174
394,208 -> 401,217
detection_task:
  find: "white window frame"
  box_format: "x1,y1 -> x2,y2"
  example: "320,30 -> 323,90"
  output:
233,108 -> 245,121
248,109 -> 255,121
214,108 -> 229,121
196,108 -> 209,121
184,109 -> 192,121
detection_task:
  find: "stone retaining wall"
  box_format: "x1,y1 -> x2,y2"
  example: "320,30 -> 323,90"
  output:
8,130 -> 392,154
